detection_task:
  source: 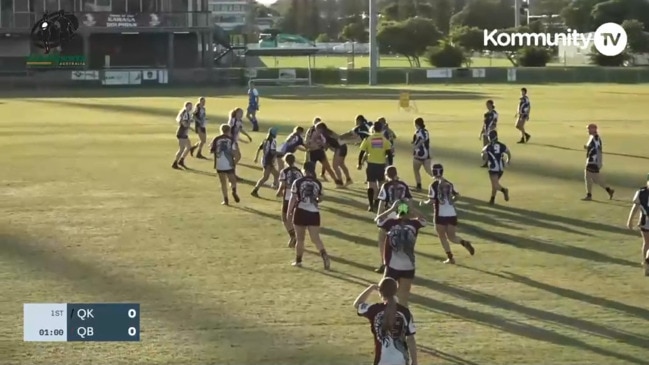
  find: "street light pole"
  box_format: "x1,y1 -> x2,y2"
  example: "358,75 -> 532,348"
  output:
368,0 -> 378,85
514,0 -> 521,28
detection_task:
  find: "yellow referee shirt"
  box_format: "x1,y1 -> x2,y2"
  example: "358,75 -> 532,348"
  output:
360,133 -> 391,164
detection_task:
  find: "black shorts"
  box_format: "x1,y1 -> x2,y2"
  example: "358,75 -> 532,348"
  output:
293,208 -> 321,227
217,169 -> 234,174
586,165 -> 600,173
262,157 -> 275,168
385,267 -> 415,281
489,171 -> 504,179
435,216 -> 458,226
335,144 -> 348,158
366,163 -> 386,183
308,149 -> 326,163
195,123 -> 206,134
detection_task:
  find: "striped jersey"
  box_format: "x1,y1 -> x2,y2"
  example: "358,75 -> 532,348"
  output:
585,134 -> 602,167
518,95 -> 530,116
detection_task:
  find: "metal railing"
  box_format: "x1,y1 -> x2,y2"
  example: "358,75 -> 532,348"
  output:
0,11 -> 210,30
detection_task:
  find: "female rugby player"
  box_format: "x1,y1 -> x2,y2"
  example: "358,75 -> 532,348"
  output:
286,161 -> 331,269
277,126 -> 306,171
189,97 -> 208,159
481,130 -> 511,204
625,174 -> 649,276
377,117 -> 397,165
316,122 -> 352,186
339,114 -> 373,143
422,163 -> 475,264
172,101 -> 194,169
251,127 -> 279,196
376,200 -> 426,307
375,166 -> 412,273
209,124 -> 240,205
411,117 -> 433,191
276,153 -> 304,248
305,118 -> 342,186
583,123 -> 615,201
246,80 -> 260,131
479,100 -> 499,168
228,108 -> 253,175
354,277 -> 418,365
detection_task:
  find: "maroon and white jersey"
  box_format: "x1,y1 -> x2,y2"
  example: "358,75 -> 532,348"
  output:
290,176 -> 322,212
428,179 -> 458,217
377,219 -> 425,271
357,302 -> 416,365
377,180 -> 412,207
279,166 -> 303,201
228,117 -> 243,149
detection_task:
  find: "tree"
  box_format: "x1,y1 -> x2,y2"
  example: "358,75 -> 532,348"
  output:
426,40 -> 466,67
592,0 -> 649,30
315,33 -> 331,42
559,0 -> 603,32
450,0 -> 514,30
450,26 -> 485,53
431,0 -> 454,35
589,46 -> 629,66
339,21 -> 369,42
517,47 -> 552,66
377,17 -> 442,67
622,19 -> 649,54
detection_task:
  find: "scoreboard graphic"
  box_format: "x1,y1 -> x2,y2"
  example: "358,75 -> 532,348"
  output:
24,303 -> 140,342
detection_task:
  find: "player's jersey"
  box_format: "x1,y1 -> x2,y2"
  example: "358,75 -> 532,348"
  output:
291,176 -> 323,212
228,118 -> 243,142
518,95 -> 530,116
483,109 -> 498,132
585,134 -> 602,167
357,302 -> 416,365
279,133 -> 304,155
633,187 -> 649,230
352,121 -> 373,140
428,179 -> 458,217
482,141 -> 508,172
210,135 -> 235,171
258,137 -> 277,166
248,88 -> 259,107
377,180 -> 412,207
176,109 -> 191,138
412,128 -> 430,160
193,105 -> 206,127
279,166 -> 303,201
377,218 -> 425,271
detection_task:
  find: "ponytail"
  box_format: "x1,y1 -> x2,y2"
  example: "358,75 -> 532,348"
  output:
382,296 -> 397,333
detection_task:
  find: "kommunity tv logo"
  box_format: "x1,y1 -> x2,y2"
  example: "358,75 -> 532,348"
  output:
483,22 -> 628,56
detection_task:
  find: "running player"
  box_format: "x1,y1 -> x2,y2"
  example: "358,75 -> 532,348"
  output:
228,108 -> 253,176
317,122 -> 352,186
515,87 -> 531,144
421,163 -> 474,264
374,166 -> 412,274
412,117 -> 432,191
209,124 -> 240,205
481,130 -> 511,205
354,277 -> 418,365
583,123 -> 614,201
375,200 -> 426,307
246,80 -> 260,131
189,97 -> 208,159
276,126 -> 306,171
377,117 -> 397,165
251,127 -> 279,196
286,161 -> 331,269
277,153 -> 304,248
172,101 -> 194,169
359,122 -> 393,212
479,100 -> 498,168
626,174 -> 649,276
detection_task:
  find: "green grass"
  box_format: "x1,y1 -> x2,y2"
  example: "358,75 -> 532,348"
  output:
259,55 -> 575,68
1,84 -> 649,365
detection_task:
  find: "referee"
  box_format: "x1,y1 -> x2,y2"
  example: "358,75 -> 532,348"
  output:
358,121 -> 393,212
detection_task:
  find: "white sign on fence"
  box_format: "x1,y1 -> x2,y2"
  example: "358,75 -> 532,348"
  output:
507,68 -> 517,82
129,71 -> 142,85
102,71 -> 130,85
472,68 -> 486,78
426,69 -> 452,79
157,69 -> 168,84
278,69 -> 296,80
71,71 -> 99,80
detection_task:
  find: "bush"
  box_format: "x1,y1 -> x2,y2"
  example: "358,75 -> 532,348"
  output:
426,41 -> 466,67
315,33 -> 331,43
517,47 -> 551,67
589,48 -> 629,66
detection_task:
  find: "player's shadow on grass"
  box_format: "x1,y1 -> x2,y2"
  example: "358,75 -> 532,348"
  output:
463,267 -> 649,322
314,268 -> 649,365
532,143 -> 649,161
461,221 -> 637,267
264,88 -> 485,101
0,230 -> 353,363
461,196 -> 634,238
414,276 -> 649,350
413,143 -> 643,191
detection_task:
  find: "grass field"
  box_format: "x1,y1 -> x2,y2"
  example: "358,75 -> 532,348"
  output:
259,55 -> 576,68
1,84 -> 649,365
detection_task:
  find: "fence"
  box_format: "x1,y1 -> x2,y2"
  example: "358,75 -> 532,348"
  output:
2,66 -> 649,88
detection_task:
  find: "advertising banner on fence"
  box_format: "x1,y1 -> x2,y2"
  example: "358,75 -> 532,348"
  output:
278,69 -> 296,80
102,71 -> 130,85
71,71 -> 99,80
426,69 -> 452,79
507,68 -> 517,82
472,68 -> 486,78
129,71 -> 142,85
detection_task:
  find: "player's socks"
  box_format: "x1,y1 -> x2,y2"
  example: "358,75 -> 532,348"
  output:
501,187 -> 510,201
366,188 -> 374,206
460,240 -> 475,255
489,196 -> 495,204
605,187 -> 614,199
416,183 -> 422,190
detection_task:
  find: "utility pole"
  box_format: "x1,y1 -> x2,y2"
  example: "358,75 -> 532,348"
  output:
514,0 -> 521,28
368,0 -> 378,85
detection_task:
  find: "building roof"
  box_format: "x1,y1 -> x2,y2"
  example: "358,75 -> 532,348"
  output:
245,47 -> 321,57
